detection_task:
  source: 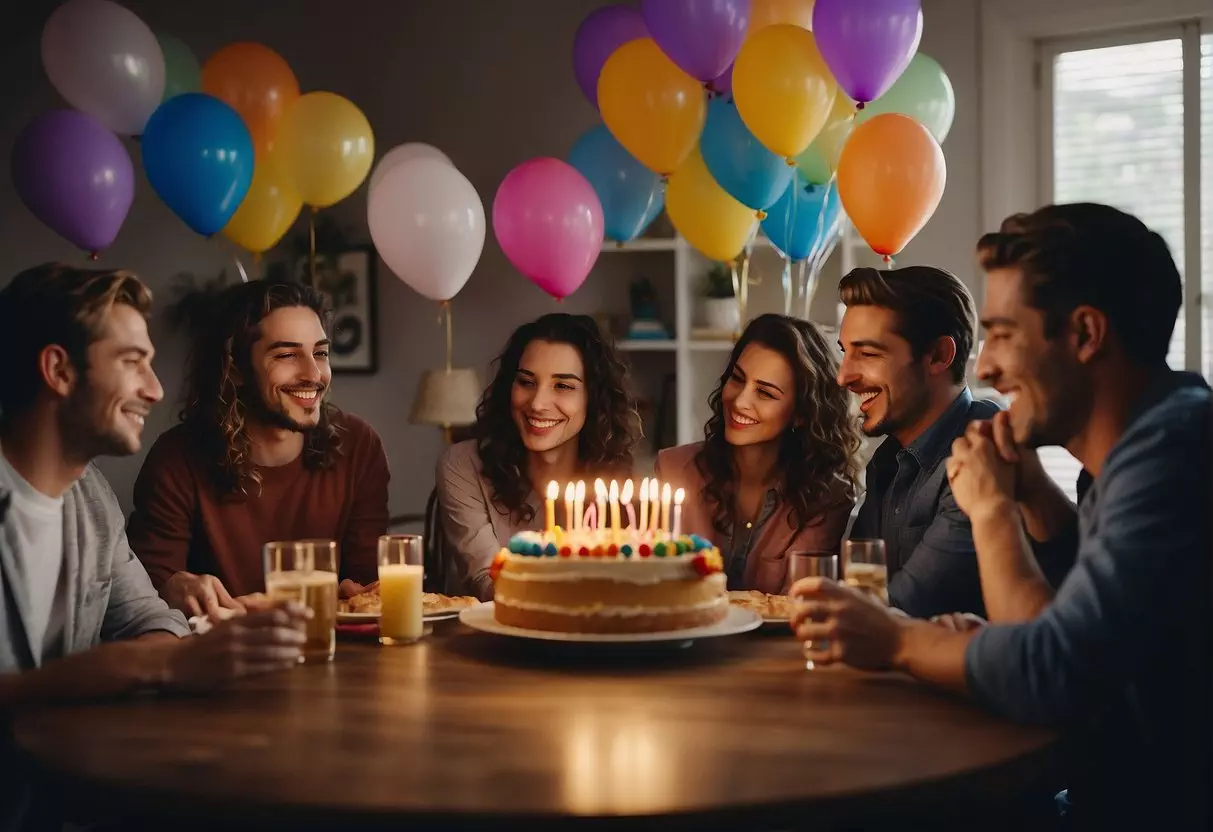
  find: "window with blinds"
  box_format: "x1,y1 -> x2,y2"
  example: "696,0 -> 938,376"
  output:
1036,27 -> 1210,502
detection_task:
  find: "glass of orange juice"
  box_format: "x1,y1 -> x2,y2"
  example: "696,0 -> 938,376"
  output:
378,535 -> 425,645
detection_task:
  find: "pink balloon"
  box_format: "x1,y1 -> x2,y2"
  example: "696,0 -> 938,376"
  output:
492,158 -> 604,300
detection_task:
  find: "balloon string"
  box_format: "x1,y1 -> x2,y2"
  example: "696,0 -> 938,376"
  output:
308,207 -> 317,288
440,301 -> 453,373
798,259 -> 811,319
783,170 -> 799,314
781,255 -> 792,316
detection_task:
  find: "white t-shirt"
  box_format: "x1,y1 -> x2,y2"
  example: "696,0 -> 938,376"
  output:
0,445 -> 66,662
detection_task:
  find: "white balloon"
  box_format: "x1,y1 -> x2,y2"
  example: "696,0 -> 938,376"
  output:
368,143 -> 453,194
41,0 -> 166,136
368,158 -> 486,302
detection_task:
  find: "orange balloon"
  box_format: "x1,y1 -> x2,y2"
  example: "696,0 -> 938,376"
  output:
598,38 -> 706,176
202,42 -> 299,159
750,0 -> 816,32
837,113 -> 946,257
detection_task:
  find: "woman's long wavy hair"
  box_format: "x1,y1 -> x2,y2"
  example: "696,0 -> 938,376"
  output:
694,313 -> 861,535
475,313 -> 641,523
180,280 -> 344,497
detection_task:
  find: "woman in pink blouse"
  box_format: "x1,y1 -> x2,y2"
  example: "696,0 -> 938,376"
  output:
437,314 -> 641,599
656,314 -> 861,594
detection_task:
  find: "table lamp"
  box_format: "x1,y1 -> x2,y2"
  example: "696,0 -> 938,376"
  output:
409,367 -> 482,444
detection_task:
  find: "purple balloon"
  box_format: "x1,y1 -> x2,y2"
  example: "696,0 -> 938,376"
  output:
11,109 -> 134,254
813,0 -> 923,104
710,64 -> 733,97
642,0 -> 750,82
573,5 -> 648,108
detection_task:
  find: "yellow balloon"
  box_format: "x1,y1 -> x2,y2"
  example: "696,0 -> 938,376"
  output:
666,145 -> 757,262
222,155 -> 302,254
733,25 -> 837,159
275,91 -> 374,208
749,0 -> 816,32
598,38 -> 706,176
794,90 -> 857,184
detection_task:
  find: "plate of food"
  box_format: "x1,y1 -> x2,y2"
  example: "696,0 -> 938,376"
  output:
338,586 -> 481,624
728,590 -> 794,629
459,602 -> 762,644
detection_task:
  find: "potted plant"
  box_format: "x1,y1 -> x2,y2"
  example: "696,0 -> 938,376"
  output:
701,262 -> 738,333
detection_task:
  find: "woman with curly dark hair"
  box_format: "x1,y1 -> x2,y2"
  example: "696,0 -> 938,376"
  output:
655,313 -> 860,593
128,280 -> 390,617
437,313 -> 640,599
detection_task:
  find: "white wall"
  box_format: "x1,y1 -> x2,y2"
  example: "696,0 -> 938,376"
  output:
6,0 -> 1162,517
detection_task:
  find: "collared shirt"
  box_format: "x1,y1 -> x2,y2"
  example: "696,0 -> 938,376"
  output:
964,371 -> 1211,826
723,488 -> 779,587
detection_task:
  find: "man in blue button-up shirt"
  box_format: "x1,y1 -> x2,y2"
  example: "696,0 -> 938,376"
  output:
839,266 -> 1074,618
794,203 -> 1211,828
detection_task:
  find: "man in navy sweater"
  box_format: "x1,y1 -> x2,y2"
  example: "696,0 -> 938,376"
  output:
794,203 -> 1211,828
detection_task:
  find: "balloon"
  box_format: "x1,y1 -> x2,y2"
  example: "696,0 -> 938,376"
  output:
492,158 -> 604,300
749,0 -> 816,31
793,89 -> 857,185
369,143 -> 452,193
157,34 -> 200,101
275,92 -> 374,208
709,64 -> 733,96
11,110 -> 134,254
837,113 -> 945,257
568,125 -> 664,244
856,52 -> 955,143
666,146 -> 757,262
41,0 -> 165,135
141,93 -> 254,236
598,38 -> 706,176
700,97 -> 793,212
572,5 -> 649,107
812,0 -> 923,104
368,159 -> 486,302
221,154 -> 302,254
761,173 -> 842,261
201,42 -> 299,158
641,0 -> 751,82
732,25 -> 836,158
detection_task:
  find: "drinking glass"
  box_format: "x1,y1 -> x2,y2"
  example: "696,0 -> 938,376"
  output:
378,534 -> 426,646
787,550 -> 839,671
263,539 -> 338,663
843,539 -> 889,605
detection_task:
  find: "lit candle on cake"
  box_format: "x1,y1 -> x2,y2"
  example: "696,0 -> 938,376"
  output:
638,478 -> 650,532
609,479 -> 620,545
545,481 -> 558,532
594,479 -> 607,532
574,480 -> 585,531
621,479 -> 635,530
673,487 -> 685,539
564,482 -> 575,532
660,482 -> 672,536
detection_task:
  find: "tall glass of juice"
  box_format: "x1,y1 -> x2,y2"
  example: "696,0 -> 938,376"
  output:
378,534 -> 425,645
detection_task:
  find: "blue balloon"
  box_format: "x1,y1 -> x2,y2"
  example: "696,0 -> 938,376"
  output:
700,97 -> 794,212
141,92 -> 253,236
761,175 -> 842,262
568,125 -> 663,243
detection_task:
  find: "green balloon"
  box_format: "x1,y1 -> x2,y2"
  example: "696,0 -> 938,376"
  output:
158,34 -> 201,102
856,53 -> 955,143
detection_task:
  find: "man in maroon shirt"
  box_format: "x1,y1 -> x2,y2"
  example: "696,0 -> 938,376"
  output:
128,280 -> 390,618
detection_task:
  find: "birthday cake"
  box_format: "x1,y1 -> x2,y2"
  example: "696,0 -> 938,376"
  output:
490,529 -> 727,634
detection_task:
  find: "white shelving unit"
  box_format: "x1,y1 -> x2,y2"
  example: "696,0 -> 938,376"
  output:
599,224 -> 868,455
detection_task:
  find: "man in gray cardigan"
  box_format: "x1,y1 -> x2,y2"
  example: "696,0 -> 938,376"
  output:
0,264 -> 311,829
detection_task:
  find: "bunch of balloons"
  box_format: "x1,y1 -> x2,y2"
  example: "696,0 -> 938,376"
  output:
565,0 -> 956,273
13,0 -> 374,260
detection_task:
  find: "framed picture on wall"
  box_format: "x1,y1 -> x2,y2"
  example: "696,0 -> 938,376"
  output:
295,245 -> 379,374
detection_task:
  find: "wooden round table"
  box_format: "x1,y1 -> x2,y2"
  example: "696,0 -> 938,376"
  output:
14,619 -> 1057,830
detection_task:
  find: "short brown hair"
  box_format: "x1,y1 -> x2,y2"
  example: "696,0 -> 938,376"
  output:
976,203 -> 1180,367
839,265 -> 976,383
0,263 -> 153,420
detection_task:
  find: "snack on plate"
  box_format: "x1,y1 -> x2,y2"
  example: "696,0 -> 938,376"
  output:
728,590 -> 792,620
491,528 -> 727,634
340,587 -> 479,617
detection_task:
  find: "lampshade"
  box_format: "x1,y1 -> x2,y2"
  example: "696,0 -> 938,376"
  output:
409,367 -> 482,427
